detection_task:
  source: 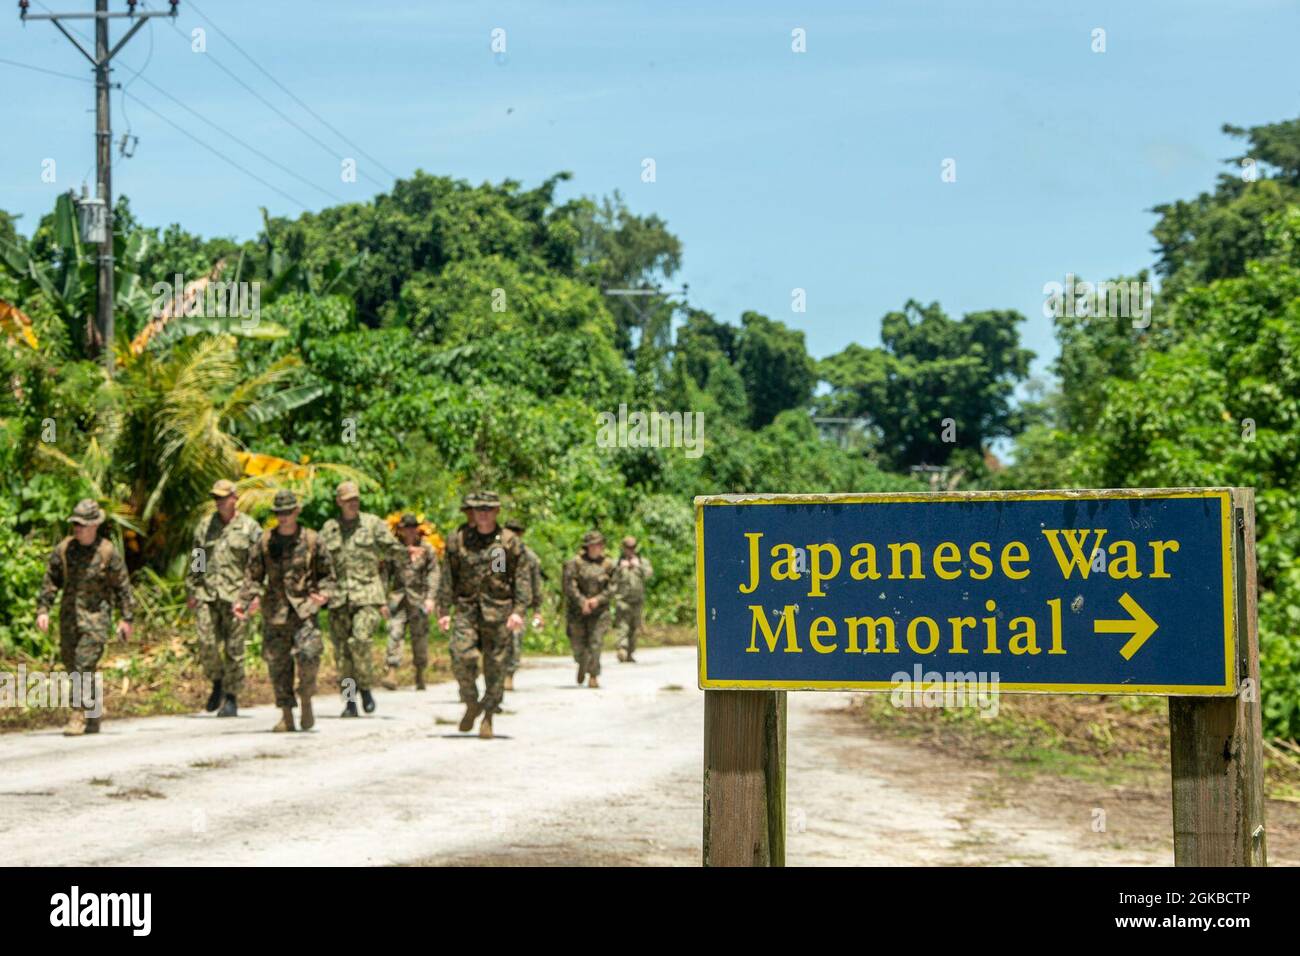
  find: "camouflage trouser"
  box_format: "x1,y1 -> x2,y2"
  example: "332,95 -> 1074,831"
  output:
613,600 -> 644,658
328,602 -> 382,692
566,609 -> 610,677
385,600 -> 429,669
263,616 -> 323,709
449,612 -> 512,715
506,628 -> 523,676
194,599 -> 248,695
59,616 -> 108,713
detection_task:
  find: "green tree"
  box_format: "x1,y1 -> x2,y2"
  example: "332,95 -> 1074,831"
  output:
819,300 -> 1033,470
735,311 -> 816,429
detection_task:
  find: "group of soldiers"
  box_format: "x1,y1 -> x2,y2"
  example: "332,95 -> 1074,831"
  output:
35,482 -> 654,739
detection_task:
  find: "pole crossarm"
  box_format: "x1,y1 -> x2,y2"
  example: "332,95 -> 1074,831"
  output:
19,2 -> 178,375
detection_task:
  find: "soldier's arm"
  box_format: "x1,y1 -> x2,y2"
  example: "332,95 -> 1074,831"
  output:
641,555 -> 654,580
422,546 -> 439,598
237,538 -> 266,609
35,546 -> 64,615
563,559 -> 581,606
509,541 -> 531,618
529,558 -> 543,610
381,553 -> 398,602
313,537 -> 337,602
184,521 -> 204,599
380,518 -> 407,564
108,547 -> 135,623
435,550 -> 453,617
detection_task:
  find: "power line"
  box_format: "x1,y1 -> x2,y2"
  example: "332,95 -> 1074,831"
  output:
21,2 -> 334,209
164,15 -> 388,191
122,90 -> 309,210
117,0 -> 156,147
131,73 -> 345,203
19,0 -> 174,376
0,55 -> 92,83
187,0 -> 400,182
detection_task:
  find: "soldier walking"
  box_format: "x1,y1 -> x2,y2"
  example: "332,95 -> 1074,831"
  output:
563,530 -> 614,688
612,535 -> 653,663
186,479 -> 262,716
436,491 -> 529,739
35,499 -> 134,736
233,491 -> 334,733
503,519 -> 543,692
381,513 -> 439,691
321,481 -> 404,717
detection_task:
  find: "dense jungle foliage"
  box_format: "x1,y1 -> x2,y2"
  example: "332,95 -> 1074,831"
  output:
3,117 -> 1299,736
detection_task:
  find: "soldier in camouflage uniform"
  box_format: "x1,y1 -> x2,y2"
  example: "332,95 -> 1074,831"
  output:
186,479 -> 263,716
436,491 -> 530,738
381,513 -> 440,691
563,530 -> 615,688
612,535 -> 653,663
321,480 -> 405,717
503,519 -> 543,692
234,490 -> 335,733
35,499 -> 134,736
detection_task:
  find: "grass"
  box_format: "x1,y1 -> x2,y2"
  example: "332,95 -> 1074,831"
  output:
852,690 -> 1300,797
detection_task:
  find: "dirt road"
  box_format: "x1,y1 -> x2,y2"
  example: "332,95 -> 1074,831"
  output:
0,647 -> 1167,866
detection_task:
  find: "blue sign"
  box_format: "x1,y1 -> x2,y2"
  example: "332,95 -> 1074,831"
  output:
695,490 -> 1238,695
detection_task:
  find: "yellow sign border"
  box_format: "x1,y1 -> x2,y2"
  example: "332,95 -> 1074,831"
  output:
694,488 -> 1238,696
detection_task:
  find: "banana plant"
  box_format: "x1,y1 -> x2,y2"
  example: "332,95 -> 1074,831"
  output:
0,193 -> 154,359
259,206 -> 367,302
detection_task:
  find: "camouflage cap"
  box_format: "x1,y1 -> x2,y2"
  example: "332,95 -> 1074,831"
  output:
505,519 -> 525,533
462,490 -> 500,508
271,489 -> 299,513
335,480 -> 361,502
69,498 -> 104,525
582,530 -> 605,547
210,478 -> 237,498
398,513 -> 421,528
622,535 -> 638,550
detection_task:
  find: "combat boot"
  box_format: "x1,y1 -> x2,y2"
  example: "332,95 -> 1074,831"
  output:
414,667 -> 426,691
478,713 -> 494,739
617,649 -> 628,663
504,674 -> 514,691
588,674 -> 600,689
340,699 -> 359,718
458,699 -> 481,732
84,716 -> 100,734
204,680 -> 223,712
273,707 -> 295,732
217,694 -> 238,717
299,693 -> 315,730
576,664 -> 586,685
381,666 -> 398,691
361,689 -> 376,714
62,709 -> 86,736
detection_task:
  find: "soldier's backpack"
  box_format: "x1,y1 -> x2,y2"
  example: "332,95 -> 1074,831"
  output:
57,535 -> 116,586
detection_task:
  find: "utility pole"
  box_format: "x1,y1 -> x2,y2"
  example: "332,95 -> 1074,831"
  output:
19,0 -> 179,375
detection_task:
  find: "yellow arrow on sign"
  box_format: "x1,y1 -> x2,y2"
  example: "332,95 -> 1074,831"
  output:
1094,592 -> 1158,661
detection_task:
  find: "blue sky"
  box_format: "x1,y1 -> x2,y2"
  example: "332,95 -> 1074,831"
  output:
4,0 -> 1298,380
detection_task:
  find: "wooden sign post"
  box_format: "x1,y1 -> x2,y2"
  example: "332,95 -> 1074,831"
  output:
703,689 -> 786,867
1168,488 -> 1267,866
696,488 -> 1266,867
